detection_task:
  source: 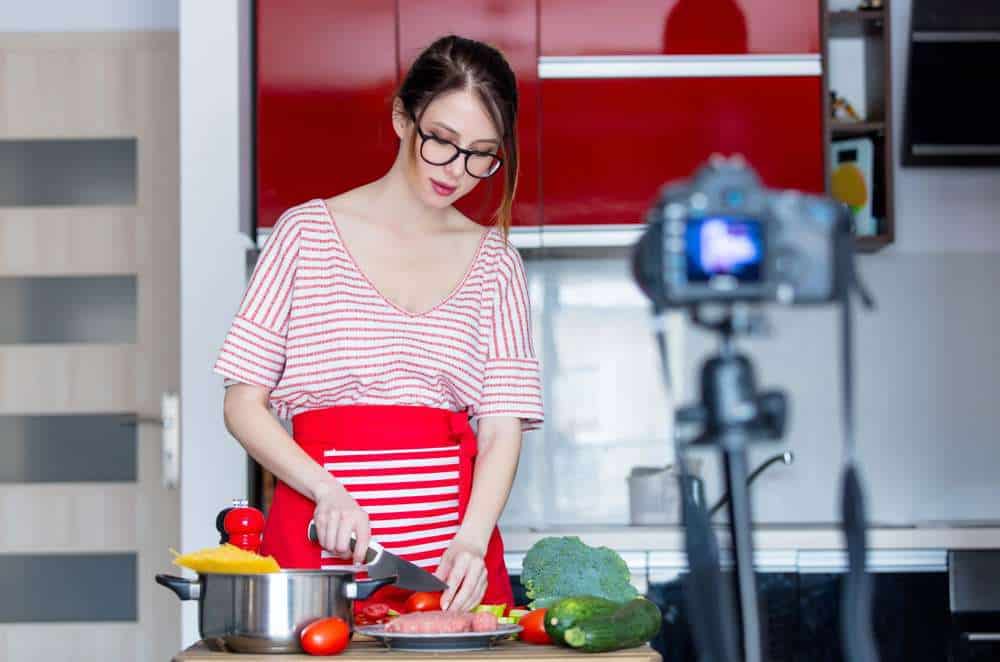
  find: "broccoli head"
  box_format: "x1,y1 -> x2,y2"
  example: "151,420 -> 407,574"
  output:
520,536 -> 639,608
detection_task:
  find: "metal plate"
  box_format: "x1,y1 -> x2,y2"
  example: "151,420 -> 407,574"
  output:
356,624 -> 522,652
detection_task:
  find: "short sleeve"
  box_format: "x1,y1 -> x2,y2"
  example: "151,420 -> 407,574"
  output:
213,210 -> 300,391
475,244 -> 544,432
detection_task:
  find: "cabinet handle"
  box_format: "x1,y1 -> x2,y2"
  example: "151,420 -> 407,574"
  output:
965,633 -> 1000,642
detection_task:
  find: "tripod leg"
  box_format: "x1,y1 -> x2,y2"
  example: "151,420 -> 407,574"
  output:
723,443 -> 764,662
679,455 -> 740,662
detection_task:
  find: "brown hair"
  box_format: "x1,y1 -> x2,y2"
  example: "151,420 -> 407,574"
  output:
395,35 -> 519,238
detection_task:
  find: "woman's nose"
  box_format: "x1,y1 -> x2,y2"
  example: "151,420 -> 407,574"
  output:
444,157 -> 465,181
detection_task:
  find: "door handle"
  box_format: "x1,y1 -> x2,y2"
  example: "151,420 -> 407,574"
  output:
161,392 -> 180,489
118,394 -> 180,489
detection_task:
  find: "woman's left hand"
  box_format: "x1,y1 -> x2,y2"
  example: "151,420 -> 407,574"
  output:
434,538 -> 487,612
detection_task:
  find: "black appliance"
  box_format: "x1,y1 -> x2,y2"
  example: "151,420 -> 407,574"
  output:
903,0 -> 1000,166
949,550 -> 1000,661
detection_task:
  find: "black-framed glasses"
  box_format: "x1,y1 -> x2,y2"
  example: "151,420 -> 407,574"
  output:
413,124 -> 503,179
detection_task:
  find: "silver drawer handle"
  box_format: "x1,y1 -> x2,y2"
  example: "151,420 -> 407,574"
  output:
965,633 -> 1000,642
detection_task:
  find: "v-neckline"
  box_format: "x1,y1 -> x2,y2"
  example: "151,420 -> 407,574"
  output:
317,199 -> 492,318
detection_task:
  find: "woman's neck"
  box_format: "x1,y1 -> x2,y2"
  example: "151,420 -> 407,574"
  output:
367,158 -> 452,237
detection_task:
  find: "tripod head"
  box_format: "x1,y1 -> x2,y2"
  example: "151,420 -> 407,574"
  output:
676,305 -> 787,451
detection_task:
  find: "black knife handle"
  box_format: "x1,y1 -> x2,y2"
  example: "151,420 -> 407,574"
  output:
306,520 -> 379,564
345,576 -> 396,601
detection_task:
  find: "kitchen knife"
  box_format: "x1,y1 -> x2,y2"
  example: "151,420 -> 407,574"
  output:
307,520 -> 448,592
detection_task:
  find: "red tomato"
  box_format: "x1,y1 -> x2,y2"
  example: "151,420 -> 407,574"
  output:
518,609 -> 552,645
300,617 -> 350,656
404,591 -> 442,613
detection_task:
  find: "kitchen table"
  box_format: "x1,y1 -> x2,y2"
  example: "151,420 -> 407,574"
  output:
174,640 -> 661,661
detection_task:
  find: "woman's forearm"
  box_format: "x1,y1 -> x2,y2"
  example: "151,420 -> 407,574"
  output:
222,384 -> 344,503
456,417 -> 523,552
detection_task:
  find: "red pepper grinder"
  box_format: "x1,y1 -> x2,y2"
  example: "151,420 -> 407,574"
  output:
222,499 -> 265,553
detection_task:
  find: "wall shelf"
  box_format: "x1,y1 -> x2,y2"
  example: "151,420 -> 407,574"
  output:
832,120 -> 886,137
856,234 -> 893,252
823,1 -> 895,251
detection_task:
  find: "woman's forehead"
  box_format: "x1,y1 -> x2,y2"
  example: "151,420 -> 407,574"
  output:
422,90 -> 499,142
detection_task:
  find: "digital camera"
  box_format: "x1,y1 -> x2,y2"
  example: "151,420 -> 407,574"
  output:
633,156 -> 851,308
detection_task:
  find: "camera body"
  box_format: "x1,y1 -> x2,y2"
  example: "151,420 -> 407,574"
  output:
634,157 -> 850,308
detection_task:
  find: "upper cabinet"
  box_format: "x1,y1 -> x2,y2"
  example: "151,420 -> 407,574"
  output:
541,76 -> 825,227
255,0 -> 831,245
539,0 -> 820,56
537,0 -> 824,236
397,0 -> 541,228
256,0 -> 398,230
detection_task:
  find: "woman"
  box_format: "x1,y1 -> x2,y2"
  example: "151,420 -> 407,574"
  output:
214,35 -> 543,614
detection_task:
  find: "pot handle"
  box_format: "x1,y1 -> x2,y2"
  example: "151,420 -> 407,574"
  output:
343,576 -> 396,601
156,573 -> 202,600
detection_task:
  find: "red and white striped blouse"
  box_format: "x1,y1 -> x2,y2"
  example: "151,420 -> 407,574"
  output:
213,198 -> 544,432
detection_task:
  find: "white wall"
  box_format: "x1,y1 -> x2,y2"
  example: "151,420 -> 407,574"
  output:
0,0 -> 178,31
179,0 -> 252,647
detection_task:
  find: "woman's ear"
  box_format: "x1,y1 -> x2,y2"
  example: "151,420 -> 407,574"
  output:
391,98 -> 410,140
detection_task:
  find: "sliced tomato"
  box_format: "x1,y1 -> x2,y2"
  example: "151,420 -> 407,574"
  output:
300,617 -> 350,655
404,591 -> 442,613
362,602 -> 390,620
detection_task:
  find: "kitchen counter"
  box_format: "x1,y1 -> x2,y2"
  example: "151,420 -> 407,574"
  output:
500,523 -> 1000,553
174,641 -> 660,661
500,524 -> 1000,577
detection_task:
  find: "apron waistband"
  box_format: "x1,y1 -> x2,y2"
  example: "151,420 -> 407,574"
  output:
293,405 -> 472,447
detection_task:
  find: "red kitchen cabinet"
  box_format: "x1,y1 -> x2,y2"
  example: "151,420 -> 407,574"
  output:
397,0 -> 541,228
256,0 -> 399,230
540,0 -> 820,56
540,76 -> 825,227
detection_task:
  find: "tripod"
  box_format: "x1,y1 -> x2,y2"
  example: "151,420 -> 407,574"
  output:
674,305 -> 787,662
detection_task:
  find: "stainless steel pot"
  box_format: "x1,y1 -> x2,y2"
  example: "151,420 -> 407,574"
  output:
156,570 -> 394,653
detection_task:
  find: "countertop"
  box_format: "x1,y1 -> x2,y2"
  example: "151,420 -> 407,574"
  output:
174,641 -> 660,661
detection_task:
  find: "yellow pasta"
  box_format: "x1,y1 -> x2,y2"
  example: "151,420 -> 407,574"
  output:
171,544 -> 281,574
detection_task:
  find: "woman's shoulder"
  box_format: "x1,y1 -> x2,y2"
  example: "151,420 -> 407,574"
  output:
270,185 -> 373,232
269,197 -> 332,238
443,209 -> 506,250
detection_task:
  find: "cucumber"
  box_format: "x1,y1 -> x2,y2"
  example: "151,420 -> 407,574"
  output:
544,596 -> 620,646
563,598 -> 662,653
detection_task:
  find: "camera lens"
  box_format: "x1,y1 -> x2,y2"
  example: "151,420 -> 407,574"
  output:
723,188 -> 745,208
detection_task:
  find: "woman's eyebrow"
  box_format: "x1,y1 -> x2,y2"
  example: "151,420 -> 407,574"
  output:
431,120 -> 500,147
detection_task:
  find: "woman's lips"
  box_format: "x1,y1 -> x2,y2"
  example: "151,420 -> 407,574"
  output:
431,179 -> 457,196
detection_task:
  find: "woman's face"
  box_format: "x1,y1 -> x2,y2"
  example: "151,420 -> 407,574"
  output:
396,89 -> 501,209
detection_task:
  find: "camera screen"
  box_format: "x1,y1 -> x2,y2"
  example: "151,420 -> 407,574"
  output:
685,216 -> 764,283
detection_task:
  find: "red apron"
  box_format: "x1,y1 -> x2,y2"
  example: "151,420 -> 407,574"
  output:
259,404 -> 514,613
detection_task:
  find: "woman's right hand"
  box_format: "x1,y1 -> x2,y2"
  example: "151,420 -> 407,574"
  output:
312,480 -> 371,564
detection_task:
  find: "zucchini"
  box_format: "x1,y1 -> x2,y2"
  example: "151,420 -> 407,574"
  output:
563,598 -> 662,653
544,596 -> 619,646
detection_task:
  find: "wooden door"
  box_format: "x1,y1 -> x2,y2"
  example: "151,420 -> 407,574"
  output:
0,32 -> 181,661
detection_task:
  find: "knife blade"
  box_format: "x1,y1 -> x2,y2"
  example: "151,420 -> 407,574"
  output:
307,520 -> 448,592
